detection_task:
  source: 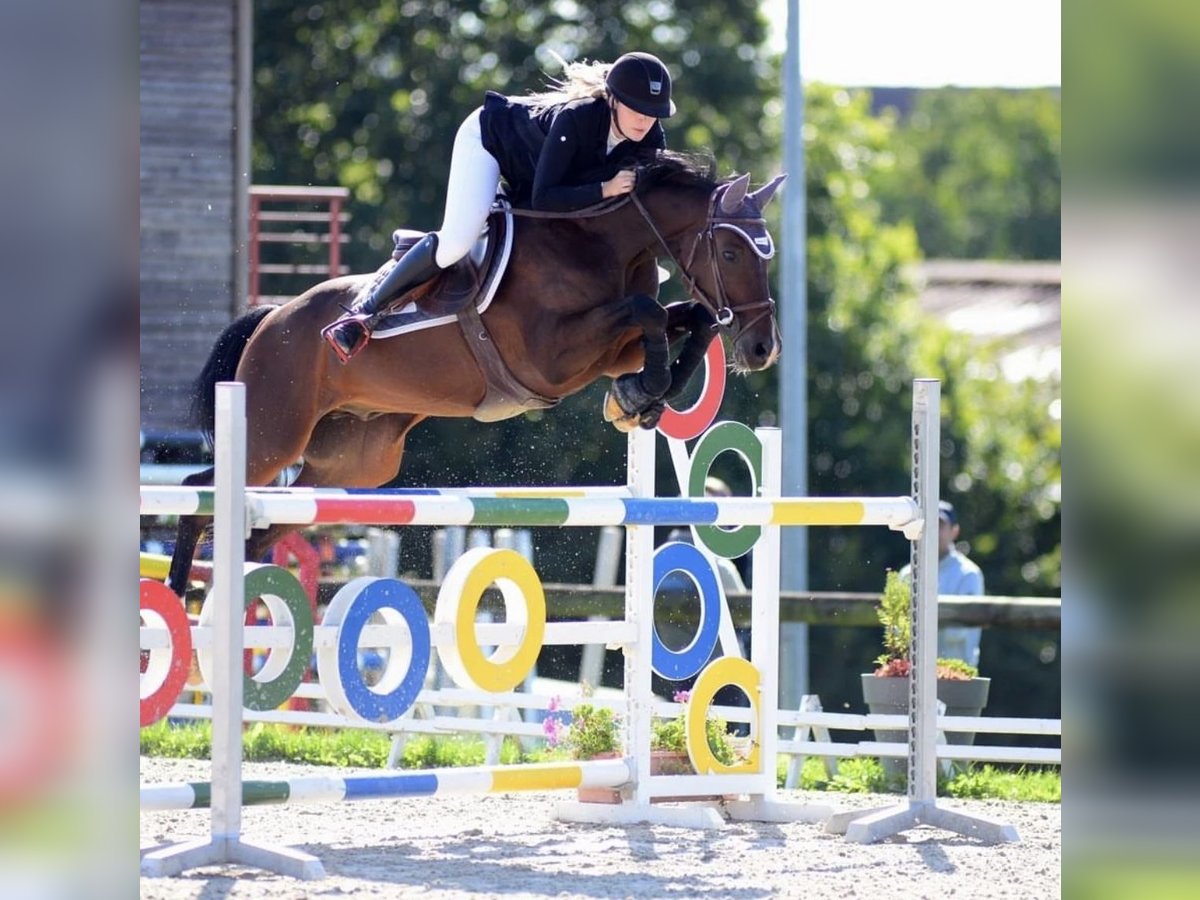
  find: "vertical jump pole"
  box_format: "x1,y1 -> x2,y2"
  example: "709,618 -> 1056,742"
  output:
725,428 -> 830,824
839,379 -> 1019,844
142,382 -> 326,879
623,426 -> 657,807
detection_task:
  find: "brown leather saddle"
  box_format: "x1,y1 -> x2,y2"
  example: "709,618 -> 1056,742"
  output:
387,207 -> 510,318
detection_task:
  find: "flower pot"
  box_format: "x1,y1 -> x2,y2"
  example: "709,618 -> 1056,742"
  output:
575,750 -> 728,804
860,674 -> 991,779
576,750 -> 623,804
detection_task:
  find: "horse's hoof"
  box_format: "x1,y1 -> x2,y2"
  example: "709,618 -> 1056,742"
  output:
602,391 -> 640,432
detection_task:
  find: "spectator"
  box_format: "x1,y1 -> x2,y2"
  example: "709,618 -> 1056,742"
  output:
900,499 -> 985,667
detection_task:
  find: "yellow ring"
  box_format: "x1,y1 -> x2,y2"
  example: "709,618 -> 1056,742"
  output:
685,657 -> 761,775
449,549 -> 546,693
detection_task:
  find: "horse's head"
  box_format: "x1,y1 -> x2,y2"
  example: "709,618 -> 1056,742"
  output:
633,159 -> 785,372
694,172 -> 786,371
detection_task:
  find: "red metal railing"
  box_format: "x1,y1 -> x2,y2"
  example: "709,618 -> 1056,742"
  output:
248,185 -> 350,306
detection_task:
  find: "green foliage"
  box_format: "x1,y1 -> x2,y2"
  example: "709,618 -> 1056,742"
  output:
248,7 -> 1060,600
252,0 -> 777,270
788,756 -> 1060,803
873,88 -> 1061,260
650,708 -> 736,767
944,764 -> 1061,803
140,719 -> 213,759
871,571 -> 980,675
875,569 -> 912,663
143,721 -> 1057,802
399,734 -> 522,768
563,703 -> 620,760
791,84 -> 1060,598
141,721 -> 520,769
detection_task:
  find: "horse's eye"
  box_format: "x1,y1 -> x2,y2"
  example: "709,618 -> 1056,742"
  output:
722,250 -> 737,262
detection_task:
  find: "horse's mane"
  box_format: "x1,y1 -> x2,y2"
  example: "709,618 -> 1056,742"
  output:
635,151 -> 721,194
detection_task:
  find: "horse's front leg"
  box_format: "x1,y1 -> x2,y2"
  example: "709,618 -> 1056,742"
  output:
604,301 -> 718,432
602,293 -> 672,432
662,301 -> 717,402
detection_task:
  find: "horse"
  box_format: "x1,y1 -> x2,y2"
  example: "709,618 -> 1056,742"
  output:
165,152 -> 786,596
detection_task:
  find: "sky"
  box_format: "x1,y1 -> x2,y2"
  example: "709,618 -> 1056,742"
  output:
763,0 -> 1061,87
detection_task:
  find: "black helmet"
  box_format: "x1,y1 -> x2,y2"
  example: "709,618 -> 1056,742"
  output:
605,52 -> 676,118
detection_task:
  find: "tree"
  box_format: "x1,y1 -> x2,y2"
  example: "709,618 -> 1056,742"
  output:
252,0 -> 778,268
250,0 -> 780,583
248,8 -> 1060,599
872,88 -> 1061,260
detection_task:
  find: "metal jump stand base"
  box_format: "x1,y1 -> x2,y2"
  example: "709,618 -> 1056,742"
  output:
140,836 -> 326,880
825,799 -> 1020,844
555,796 -> 833,830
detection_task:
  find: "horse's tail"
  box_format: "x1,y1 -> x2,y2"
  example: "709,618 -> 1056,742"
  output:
190,304 -> 277,445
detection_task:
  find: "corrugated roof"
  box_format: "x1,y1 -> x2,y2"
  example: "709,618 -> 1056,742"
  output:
912,260 -> 1061,381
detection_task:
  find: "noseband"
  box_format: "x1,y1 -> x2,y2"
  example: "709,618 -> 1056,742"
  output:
629,187 -> 777,344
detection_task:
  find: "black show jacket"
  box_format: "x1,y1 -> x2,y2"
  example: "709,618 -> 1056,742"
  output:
479,93 -> 665,211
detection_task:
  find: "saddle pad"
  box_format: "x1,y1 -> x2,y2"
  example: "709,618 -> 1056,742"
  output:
372,203 -> 515,339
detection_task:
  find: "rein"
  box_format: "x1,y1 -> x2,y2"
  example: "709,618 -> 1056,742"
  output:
629,189 -> 776,343
508,182 -> 776,344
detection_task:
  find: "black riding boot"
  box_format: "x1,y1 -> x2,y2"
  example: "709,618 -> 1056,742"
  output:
323,233 -> 442,362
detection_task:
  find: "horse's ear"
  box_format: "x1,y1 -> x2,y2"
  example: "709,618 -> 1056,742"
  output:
752,174 -> 787,209
719,174 -> 750,214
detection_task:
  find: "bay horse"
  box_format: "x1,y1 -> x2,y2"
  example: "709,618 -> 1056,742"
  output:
165,152 -> 785,596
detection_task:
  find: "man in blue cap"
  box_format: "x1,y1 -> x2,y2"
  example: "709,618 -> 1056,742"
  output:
901,500 -> 986,666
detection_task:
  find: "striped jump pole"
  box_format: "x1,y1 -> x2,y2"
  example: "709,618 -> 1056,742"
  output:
142,758 -> 633,811
140,487 -> 920,533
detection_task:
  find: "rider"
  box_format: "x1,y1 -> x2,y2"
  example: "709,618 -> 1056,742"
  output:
323,51 -> 676,362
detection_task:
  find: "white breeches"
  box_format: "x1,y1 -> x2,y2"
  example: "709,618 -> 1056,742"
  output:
433,106 -> 502,268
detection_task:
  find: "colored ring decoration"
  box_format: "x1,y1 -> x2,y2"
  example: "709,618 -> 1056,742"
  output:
688,421 -> 763,558
658,339 -> 727,441
650,542 -> 722,681
0,623 -> 74,805
317,577 -> 431,723
196,564 -> 314,712
140,578 -> 195,727
685,656 -> 761,775
435,547 -> 546,693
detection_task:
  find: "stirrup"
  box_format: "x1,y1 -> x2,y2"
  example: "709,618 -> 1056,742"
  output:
321,315 -> 371,364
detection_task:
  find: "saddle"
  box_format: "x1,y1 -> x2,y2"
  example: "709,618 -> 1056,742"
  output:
376,202 -> 510,326
371,202 -> 559,423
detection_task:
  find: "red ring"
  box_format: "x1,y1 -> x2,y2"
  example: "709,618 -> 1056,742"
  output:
0,623 -> 74,805
140,579 -> 193,727
658,339 -> 727,440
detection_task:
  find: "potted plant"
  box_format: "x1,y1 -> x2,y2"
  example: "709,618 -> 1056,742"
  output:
650,690 -> 739,774
552,691 -> 743,803
862,570 -> 990,779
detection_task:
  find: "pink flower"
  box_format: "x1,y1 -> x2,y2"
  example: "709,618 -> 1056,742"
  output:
673,690 -> 691,704
543,696 -> 565,747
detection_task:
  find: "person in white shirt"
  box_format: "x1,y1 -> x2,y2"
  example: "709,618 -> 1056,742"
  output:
900,500 -> 985,666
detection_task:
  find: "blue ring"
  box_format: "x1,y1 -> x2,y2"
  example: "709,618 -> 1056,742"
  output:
651,542 -> 722,680
337,579 -> 431,722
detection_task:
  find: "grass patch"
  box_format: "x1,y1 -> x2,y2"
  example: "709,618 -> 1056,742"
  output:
143,721 -> 1059,802
783,755 -> 1060,803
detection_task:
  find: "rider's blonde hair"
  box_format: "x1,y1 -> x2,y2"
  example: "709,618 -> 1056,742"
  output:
524,55 -> 611,114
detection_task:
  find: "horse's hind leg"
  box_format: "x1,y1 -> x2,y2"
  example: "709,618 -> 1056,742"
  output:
165,466 -> 215,597
244,412 -> 426,564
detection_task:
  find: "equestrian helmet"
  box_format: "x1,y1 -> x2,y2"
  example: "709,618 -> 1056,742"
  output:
605,52 -> 676,118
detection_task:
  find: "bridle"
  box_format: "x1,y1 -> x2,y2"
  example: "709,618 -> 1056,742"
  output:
629,184 -> 777,344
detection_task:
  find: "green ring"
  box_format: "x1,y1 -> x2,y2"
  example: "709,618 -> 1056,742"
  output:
241,566 -> 314,711
688,422 -> 763,558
